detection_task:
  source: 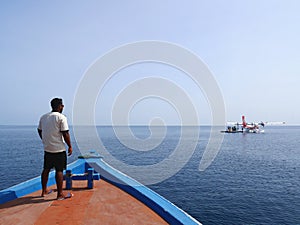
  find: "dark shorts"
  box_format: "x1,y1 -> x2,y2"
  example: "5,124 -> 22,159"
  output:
44,151 -> 67,171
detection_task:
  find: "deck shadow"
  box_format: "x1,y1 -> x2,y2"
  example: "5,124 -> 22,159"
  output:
0,195 -> 55,209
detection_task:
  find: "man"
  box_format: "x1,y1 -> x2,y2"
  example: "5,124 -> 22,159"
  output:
38,98 -> 73,200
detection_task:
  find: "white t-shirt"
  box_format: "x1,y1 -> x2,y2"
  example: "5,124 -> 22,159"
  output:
38,112 -> 69,153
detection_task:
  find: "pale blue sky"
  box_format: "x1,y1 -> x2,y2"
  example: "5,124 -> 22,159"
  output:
1,0 -> 299,125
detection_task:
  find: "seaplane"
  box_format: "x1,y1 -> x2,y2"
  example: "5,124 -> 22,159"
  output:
240,115 -> 265,133
221,115 -> 285,134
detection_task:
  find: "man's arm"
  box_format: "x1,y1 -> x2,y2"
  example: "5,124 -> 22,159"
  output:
62,130 -> 73,156
37,129 -> 42,140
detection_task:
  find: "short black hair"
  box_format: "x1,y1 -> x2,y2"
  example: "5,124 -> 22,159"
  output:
50,98 -> 63,110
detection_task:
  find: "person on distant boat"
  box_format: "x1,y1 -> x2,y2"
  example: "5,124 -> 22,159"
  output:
37,98 -> 73,200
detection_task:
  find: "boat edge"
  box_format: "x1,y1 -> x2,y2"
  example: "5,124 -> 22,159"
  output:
0,158 -> 202,225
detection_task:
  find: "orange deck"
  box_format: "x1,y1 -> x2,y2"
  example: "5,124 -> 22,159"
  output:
0,180 -> 168,225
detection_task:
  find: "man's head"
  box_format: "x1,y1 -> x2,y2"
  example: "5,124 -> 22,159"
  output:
51,98 -> 64,113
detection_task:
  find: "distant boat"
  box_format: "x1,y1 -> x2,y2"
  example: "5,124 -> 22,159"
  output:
221,125 -> 243,133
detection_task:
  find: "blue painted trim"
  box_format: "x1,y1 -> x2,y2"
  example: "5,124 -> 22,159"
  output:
0,170 -> 56,204
0,159 -> 85,204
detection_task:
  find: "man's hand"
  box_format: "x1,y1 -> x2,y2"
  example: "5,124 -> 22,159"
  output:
68,146 -> 73,156
62,131 -> 72,156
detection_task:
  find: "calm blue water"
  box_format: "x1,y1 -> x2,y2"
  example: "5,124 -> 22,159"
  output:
0,125 -> 299,225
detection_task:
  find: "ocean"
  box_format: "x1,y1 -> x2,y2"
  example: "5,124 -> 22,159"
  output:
0,125 -> 299,225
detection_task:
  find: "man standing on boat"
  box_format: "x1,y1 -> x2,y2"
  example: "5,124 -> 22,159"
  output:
38,98 -> 73,200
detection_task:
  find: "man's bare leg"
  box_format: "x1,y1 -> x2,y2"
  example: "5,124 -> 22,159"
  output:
56,170 -> 64,199
41,169 -> 50,197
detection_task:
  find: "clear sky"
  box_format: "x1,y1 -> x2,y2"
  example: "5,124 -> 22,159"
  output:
1,0 -> 299,125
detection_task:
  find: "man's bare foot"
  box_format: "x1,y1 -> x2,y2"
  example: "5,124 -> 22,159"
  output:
41,189 -> 53,197
57,192 -> 73,200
